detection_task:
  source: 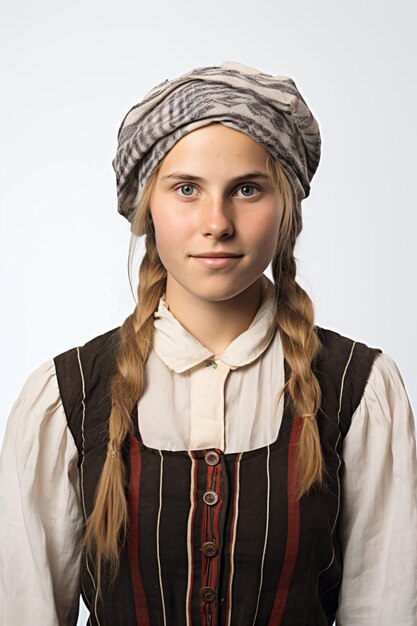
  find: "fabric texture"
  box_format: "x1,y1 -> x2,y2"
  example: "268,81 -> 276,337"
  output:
112,60 -> 321,234
54,320 -> 378,626
51,322 -> 380,625
2,347 -> 417,624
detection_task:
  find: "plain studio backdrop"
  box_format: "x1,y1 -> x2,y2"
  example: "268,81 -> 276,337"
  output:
0,0 -> 416,624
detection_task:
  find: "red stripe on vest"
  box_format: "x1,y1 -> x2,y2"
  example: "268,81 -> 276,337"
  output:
127,435 -> 150,626
268,417 -> 302,625
200,454 -> 222,626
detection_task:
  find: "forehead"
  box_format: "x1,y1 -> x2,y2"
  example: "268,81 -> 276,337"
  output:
157,122 -> 270,174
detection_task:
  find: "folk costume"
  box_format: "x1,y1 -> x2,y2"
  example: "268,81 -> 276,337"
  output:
1,62 -> 417,625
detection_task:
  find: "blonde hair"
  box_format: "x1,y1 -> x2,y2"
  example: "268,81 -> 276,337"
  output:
84,152 -> 325,592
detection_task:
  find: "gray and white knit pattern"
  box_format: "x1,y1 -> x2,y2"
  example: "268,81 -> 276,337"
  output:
112,61 -> 321,231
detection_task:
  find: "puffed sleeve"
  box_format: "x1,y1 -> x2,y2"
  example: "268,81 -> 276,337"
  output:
0,360 -> 83,626
336,353 -> 417,625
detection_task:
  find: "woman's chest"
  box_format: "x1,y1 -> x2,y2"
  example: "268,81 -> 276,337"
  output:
81,426 -> 342,625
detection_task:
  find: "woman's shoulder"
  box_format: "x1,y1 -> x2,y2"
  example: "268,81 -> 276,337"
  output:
53,325 -> 122,361
51,326 -> 122,430
315,324 -> 381,356
313,326 -> 385,435
314,325 -> 413,423
314,325 -> 404,394
359,351 -> 410,410
314,324 -> 382,382
7,326 -> 122,419
14,358 -> 60,407
2,358 -> 69,460
52,325 -> 122,386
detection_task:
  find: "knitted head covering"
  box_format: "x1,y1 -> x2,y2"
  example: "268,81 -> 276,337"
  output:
112,61 -> 321,234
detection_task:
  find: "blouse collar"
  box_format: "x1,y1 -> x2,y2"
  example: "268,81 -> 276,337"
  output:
152,275 -> 277,373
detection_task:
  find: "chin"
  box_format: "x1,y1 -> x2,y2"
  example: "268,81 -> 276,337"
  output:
166,269 -> 263,305
185,281 -> 256,304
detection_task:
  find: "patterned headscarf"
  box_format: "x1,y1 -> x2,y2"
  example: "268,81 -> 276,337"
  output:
112,61 -> 321,234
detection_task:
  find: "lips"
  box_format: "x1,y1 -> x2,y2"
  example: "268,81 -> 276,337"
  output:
191,252 -> 243,258
190,254 -> 243,269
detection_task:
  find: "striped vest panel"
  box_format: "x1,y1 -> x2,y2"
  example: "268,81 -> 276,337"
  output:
54,326 -> 381,626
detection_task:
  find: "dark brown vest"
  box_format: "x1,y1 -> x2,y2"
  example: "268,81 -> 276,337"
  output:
54,325 -> 381,626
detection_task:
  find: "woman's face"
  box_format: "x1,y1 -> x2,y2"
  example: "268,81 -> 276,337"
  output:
150,123 -> 284,305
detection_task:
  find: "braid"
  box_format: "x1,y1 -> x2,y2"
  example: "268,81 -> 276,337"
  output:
84,170 -> 165,593
267,155 -> 325,498
272,249 -> 325,497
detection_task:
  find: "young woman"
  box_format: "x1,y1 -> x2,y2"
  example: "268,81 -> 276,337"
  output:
1,61 -> 416,626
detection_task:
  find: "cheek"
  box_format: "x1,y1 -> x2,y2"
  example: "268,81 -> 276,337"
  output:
246,209 -> 282,254
151,205 -> 191,262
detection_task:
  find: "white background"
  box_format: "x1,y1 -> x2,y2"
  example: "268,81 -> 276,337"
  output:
1,1 -> 416,623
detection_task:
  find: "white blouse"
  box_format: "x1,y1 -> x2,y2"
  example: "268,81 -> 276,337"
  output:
1,277 -> 417,625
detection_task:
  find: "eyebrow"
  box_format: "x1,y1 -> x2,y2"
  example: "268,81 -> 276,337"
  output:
160,171 -> 270,183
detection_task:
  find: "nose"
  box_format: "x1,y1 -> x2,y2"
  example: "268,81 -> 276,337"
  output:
200,195 -> 234,240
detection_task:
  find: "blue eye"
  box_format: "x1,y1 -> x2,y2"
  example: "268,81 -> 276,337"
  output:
236,185 -> 258,197
177,184 -> 196,197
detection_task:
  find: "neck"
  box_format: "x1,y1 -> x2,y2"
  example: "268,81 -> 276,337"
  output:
164,277 -> 264,356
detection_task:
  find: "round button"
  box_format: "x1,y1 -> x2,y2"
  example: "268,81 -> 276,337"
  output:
202,541 -> 218,558
206,360 -> 218,369
205,451 -> 220,466
200,586 -> 217,603
203,490 -> 219,506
